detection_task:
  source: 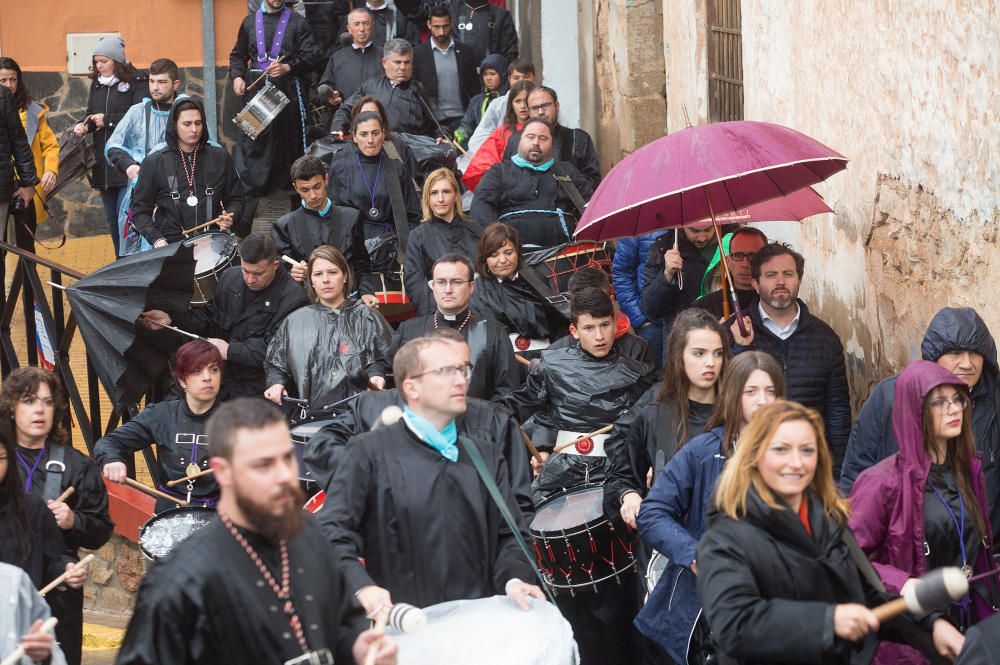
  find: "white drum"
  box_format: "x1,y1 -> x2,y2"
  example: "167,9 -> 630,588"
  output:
233,80 -> 290,140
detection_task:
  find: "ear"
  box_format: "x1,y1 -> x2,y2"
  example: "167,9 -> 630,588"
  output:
210,456 -> 232,489
172,80 -> 181,92
569,322 -> 580,340
751,278 -> 760,294
467,279 -> 476,296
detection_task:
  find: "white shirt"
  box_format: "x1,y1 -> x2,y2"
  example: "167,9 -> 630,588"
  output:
431,38 -> 456,55
758,302 -> 800,340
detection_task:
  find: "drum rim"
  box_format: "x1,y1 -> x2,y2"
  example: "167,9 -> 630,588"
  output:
540,559 -> 637,591
529,484 -> 608,536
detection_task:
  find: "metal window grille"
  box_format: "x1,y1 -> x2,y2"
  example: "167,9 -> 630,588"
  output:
707,0 -> 744,122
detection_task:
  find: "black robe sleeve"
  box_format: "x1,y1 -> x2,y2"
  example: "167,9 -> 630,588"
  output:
229,17 -> 251,81
470,164 -> 503,223
403,234 -> 434,316
93,403 -> 160,466
228,277 -> 308,373
63,450 -> 114,552
572,129 -> 602,190
220,150 -> 246,235
130,154 -> 165,245
486,323 -> 520,400
362,308 -> 394,379
498,361 -> 550,432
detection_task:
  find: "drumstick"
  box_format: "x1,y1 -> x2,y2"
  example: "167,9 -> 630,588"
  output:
364,606 -> 390,665
165,467 -> 214,488
181,216 -> 225,236
124,477 -> 188,507
246,55 -> 287,93
55,486 -> 75,503
282,255 -> 306,268
518,426 -> 544,466
514,354 -> 531,367
1,617 -> 58,665
551,424 -> 614,454
39,555 -> 95,596
450,139 -> 468,156
138,314 -> 203,340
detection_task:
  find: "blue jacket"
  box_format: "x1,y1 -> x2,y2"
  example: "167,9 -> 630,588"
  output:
612,232 -> 665,329
635,426 -> 726,663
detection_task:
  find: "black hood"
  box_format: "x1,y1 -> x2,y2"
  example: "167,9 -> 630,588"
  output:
164,97 -> 210,151
921,307 -> 998,376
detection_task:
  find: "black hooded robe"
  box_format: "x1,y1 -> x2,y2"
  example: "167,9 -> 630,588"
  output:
469,272 -> 570,344
402,216 -> 483,315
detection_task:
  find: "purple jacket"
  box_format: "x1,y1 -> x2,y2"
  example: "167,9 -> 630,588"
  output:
849,360 -> 997,664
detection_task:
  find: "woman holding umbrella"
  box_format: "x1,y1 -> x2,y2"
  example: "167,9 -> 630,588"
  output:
264,245 -> 393,412
95,339 -> 224,513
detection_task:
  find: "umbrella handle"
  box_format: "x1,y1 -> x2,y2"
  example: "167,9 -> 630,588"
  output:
704,196 -> 749,338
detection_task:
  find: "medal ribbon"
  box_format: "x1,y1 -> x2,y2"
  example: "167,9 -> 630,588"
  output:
180,150 -> 198,201
355,152 -> 382,217
928,479 -> 973,626
15,449 -> 45,492
255,6 -> 293,71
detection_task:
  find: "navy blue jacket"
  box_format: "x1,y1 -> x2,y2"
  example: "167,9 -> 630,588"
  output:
635,427 -> 726,663
612,231 -> 665,330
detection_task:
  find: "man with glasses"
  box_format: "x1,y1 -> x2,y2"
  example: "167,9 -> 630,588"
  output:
389,253 -> 518,400
693,226 -> 768,320
501,86 -> 602,189
318,330 -> 545,614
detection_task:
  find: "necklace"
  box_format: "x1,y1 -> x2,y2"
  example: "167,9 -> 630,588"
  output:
219,511 -> 310,653
355,152 -> 382,218
179,149 -> 198,207
434,310 -> 472,333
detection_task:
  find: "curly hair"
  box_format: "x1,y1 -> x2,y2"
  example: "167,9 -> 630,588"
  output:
0,367 -> 70,445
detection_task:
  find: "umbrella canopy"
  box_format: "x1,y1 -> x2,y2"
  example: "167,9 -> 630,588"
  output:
64,243 -> 195,409
574,120 -> 848,241
48,129 -> 97,200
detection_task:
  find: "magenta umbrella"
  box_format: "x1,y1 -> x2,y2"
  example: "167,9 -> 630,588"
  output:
574,120 -> 848,242
680,185 -> 832,228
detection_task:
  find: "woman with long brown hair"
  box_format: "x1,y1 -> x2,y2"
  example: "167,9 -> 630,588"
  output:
697,400 -> 963,665
461,78 -> 536,191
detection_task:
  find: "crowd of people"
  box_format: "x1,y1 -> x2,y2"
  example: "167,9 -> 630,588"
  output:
1,2 -> 1000,665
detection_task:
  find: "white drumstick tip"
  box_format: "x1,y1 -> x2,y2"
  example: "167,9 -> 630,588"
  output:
380,405 -> 403,427
387,603 -> 427,634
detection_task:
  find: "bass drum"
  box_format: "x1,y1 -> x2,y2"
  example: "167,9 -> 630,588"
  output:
289,419 -> 333,489
138,506 -> 216,561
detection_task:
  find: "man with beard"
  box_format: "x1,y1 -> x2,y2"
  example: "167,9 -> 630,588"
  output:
116,399 -> 397,665
728,242 -> 851,475
471,117 -> 593,250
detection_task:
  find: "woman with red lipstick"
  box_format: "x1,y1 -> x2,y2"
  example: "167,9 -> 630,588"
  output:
850,360 -> 998,663
95,340 -> 225,513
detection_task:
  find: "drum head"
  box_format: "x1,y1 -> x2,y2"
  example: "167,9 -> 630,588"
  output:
139,506 -> 216,560
184,232 -> 238,275
529,485 -> 604,532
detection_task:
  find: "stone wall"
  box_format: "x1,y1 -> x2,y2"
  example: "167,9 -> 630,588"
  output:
82,535 -> 145,616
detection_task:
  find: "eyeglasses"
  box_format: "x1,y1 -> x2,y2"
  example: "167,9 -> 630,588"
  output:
527,101 -> 555,114
729,251 -> 758,262
429,278 -> 473,289
929,395 -> 969,411
411,362 -> 473,381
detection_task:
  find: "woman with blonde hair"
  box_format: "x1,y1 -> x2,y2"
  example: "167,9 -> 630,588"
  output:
264,245 -> 393,412
696,400 -> 962,665
403,167 -> 482,315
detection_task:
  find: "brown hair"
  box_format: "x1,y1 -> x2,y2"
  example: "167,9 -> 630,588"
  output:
655,309 -> 731,444
475,222 -> 522,277
305,245 -> 352,304
350,96 -> 392,138
713,400 -> 849,523
420,168 -> 466,222
704,351 -> 785,456
0,367 -> 70,445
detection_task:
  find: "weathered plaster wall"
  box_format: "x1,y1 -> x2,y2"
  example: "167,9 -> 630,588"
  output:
662,0 -> 709,130
740,1 -> 1000,404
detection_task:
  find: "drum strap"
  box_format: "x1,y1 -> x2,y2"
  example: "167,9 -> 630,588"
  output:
551,162 -> 587,218
457,436 -> 557,604
382,157 -> 409,266
42,444 -> 66,502
466,319 -> 488,368
516,267 -> 571,321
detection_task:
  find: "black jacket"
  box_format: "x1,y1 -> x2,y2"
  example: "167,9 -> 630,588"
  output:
131,98 -> 244,244
0,86 -> 39,198
548,328 -> 653,366
332,76 -> 440,137
175,266 -> 308,399
82,73 -> 148,189
342,1 -> 421,50
319,42 -> 384,104
302,388 -> 533,517
470,160 -> 594,249
271,203 -> 376,296
731,300 -> 852,474
503,124 -> 602,190
446,0 -> 518,61
403,216 -> 483,315
640,232 -> 718,348
412,39 -> 482,113
0,494 -> 72,589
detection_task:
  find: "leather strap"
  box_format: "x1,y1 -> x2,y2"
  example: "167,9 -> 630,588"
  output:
42,443 -> 66,502
551,162 -> 587,217
381,156 -> 409,266
515,265 -> 570,321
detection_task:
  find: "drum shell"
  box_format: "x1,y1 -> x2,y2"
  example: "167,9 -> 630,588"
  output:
523,241 -> 613,295
289,418 -> 334,484
184,232 -> 240,306
233,81 -> 291,140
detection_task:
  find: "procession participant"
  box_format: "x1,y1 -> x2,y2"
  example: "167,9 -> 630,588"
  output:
841,307 -> 1000,538
469,222 -> 570,358
499,289 -> 654,665
390,255 -> 518,400
95,340 -> 224,512
461,78 -> 534,191
115,399 -> 397,665
229,0 -> 322,206
445,0 -> 519,62
849,361 -> 999,663
317,333 -> 544,612
317,9 -> 383,115
454,52 -> 507,148
501,86 -> 601,190
264,246 -> 393,412
464,57 -> 535,161
412,6 -> 481,130
130,97 -> 243,247
729,242 -> 852,476
612,230 -> 667,370
403,168 -> 482,315
1,367 -> 113,665
0,57 -> 56,252
692,226 -> 767,320
0,83 -> 37,239
0,562 -> 67,665
271,155 -> 378,304
348,96 -> 421,185
72,37 -> 146,256
332,39 -> 441,138
634,351 -> 783,664
603,309 -> 731,529
349,0 -> 421,50
471,117 -> 594,250
697,400 -> 964,665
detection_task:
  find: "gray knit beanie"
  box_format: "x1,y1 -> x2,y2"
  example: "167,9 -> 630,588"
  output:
93,36 -> 127,64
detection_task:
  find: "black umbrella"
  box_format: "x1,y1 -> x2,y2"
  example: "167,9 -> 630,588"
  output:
63,243 -> 196,410
48,128 -> 97,200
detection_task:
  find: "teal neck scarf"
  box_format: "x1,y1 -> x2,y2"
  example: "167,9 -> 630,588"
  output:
403,406 -> 459,462
303,198 -> 333,216
512,154 -> 555,172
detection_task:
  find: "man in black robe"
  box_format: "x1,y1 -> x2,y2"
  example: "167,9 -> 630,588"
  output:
390,254 -> 518,400
318,8 -> 384,125
317,332 -> 544,614
116,399 -> 396,665
229,0 -> 323,203
142,233 -> 309,399
348,0 -> 421,50
471,117 -> 594,249
271,155 -> 378,303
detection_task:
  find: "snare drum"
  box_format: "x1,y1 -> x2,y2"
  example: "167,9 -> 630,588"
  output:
289,419 -> 333,484
233,80 -> 291,140
524,241 -> 613,294
184,232 -> 239,306
373,269 -> 416,324
529,485 -> 636,594
138,505 -> 216,561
